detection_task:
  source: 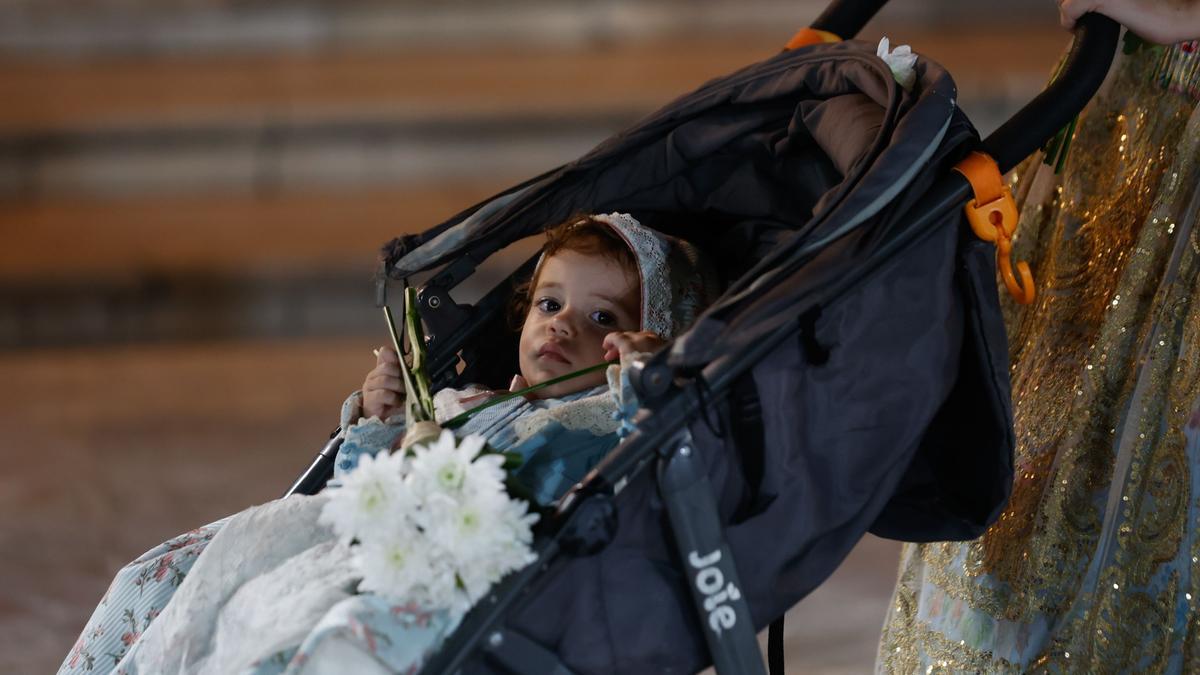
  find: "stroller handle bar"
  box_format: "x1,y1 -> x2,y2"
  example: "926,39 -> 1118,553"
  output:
811,2 -> 1120,173
809,0 -> 889,37
980,13 -> 1119,172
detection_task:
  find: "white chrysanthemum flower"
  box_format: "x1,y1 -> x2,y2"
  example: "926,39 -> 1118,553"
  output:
318,450 -> 412,543
426,489 -> 507,559
354,532 -> 435,603
495,498 -> 540,570
503,497 -> 540,546
463,451 -> 507,496
458,562 -> 501,607
415,549 -> 465,613
877,37 -> 917,90
455,492 -> 540,606
408,429 -> 482,497
323,430 -> 539,619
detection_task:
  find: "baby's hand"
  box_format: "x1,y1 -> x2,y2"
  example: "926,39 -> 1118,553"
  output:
602,331 -> 665,364
363,346 -> 405,420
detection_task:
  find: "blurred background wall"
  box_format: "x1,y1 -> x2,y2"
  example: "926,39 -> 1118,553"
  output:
1,1 -> 1065,672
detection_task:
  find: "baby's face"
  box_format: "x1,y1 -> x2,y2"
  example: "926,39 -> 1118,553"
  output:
518,250 -> 640,398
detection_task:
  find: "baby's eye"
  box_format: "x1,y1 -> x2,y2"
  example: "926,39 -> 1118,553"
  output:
590,310 -> 617,326
536,298 -> 561,313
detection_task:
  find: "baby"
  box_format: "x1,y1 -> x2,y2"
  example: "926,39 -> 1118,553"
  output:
363,214 -> 665,418
333,212 -> 718,503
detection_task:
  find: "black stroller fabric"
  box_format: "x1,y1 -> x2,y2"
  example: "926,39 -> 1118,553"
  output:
391,40 -> 1014,674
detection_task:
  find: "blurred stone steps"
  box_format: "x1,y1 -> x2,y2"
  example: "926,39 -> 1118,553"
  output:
0,27 -> 1067,138
0,37 -> 780,200
0,0 -> 1018,57
1,182 -> 510,281
0,182 -> 540,347
0,39 -> 777,137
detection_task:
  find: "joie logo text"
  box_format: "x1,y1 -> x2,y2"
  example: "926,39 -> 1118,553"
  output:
688,548 -> 742,635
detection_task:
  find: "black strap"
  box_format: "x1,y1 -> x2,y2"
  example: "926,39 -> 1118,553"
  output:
483,628 -> 578,675
768,617 -> 785,675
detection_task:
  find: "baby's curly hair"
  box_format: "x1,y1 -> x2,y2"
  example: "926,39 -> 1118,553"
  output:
509,214 -> 639,330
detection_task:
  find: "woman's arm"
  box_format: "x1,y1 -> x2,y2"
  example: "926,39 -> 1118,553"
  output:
1060,0 -> 1200,44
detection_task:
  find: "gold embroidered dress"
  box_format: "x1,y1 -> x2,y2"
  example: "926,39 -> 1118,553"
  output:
878,34 -> 1200,673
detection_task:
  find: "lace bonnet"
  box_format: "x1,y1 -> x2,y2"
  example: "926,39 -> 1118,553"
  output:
536,212 -> 719,339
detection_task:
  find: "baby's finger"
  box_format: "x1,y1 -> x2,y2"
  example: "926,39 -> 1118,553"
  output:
374,390 -> 401,408
363,388 -> 401,419
372,393 -> 402,419
613,331 -> 647,354
366,374 -> 405,394
509,374 -> 529,392
374,346 -> 400,365
631,331 -> 664,350
370,362 -> 402,379
602,332 -> 628,361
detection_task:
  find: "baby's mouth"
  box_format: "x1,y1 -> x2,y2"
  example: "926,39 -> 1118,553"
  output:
537,343 -> 570,365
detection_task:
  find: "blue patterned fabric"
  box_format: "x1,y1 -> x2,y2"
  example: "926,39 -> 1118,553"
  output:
60,519 -> 230,673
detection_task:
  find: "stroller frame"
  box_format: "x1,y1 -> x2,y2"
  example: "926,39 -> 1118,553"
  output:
287,2 -> 1119,672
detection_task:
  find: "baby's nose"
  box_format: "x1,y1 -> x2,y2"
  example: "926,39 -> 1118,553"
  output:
549,309 -> 578,336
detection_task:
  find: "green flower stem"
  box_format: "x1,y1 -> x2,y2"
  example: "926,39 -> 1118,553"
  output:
1040,50 -> 1082,174
403,287 -> 436,421
1054,114 -> 1078,174
382,304 -> 418,413
442,361 -> 613,429
381,287 -> 436,425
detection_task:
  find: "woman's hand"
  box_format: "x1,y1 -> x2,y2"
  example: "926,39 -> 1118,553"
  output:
362,346 -> 405,420
601,331 -> 666,364
1059,0 -> 1200,45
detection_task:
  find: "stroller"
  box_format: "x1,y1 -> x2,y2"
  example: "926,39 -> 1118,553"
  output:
287,1 -> 1120,672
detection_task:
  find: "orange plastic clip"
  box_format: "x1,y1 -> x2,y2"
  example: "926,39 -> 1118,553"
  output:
785,27 -> 841,51
954,151 -> 1035,305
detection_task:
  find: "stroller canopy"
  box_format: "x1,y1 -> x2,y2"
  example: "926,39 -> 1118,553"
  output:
390,40 -> 957,287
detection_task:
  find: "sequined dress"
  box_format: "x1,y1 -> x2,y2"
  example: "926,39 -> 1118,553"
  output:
877,35 -> 1200,672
